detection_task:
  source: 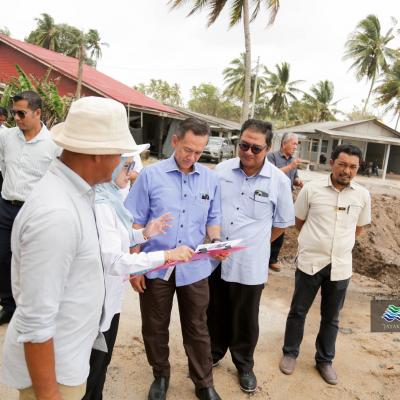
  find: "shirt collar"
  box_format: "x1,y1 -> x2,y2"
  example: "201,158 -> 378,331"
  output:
279,150 -> 292,161
164,154 -> 200,175
327,174 -> 356,191
16,123 -> 48,143
232,157 -> 271,178
49,158 -> 93,198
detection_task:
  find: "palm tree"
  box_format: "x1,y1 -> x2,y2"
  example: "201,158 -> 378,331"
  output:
26,13 -> 60,52
375,61 -> 400,130
223,53 -> 266,101
169,0 -> 280,122
344,14 -> 396,114
304,80 -> 342,121
264,62 -> 303,119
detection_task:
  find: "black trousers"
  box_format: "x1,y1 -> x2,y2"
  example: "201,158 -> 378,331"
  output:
140,271 -> 213,389
82,313 -> 120,400
269,233 -> 285,265
207,264 -> 264,373
0,198 -> 22,312
282,265 -> 350,364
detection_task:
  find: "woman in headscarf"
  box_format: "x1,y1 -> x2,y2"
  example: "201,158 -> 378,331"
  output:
83,152 -> 193,400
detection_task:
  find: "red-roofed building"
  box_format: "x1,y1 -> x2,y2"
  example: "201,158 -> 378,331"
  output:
0,34 -> 182,156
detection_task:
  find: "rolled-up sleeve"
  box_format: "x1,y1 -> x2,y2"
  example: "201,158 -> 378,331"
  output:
207,178 -> 221,226
95,203 -> 164,277
273,175 -> 295,228
14,208 -> 78,343
125,169 -> 150,226
357,191 -> 372,226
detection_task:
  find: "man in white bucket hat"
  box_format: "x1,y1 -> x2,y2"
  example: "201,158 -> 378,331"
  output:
2,96 -> 138,400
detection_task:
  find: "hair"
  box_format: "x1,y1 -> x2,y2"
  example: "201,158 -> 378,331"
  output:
240,119 -> 273,147
12,91 -> 42,111
281,132 -> 298,147
0,107 -> 7,118
176,117 -> 210,138
331,144 -> 363,162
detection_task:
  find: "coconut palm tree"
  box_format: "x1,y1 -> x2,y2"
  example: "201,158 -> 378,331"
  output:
344,14 -> 396,114
375,61 -> 400,130
264,62 -> 303,119
26,13 -> 60,52
223,53 -> 266,102
169,0 -> 280,122
304,80 -> 342,121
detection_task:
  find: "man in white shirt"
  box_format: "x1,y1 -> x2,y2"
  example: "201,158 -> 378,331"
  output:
279,144 -> 371,385
0,106 -> 8,192
0,92 -> 59,325
2,96 -> 139,400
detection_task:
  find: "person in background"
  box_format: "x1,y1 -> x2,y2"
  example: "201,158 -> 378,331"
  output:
0,91 -> 59,325
0,107 -> 8,191
82,151 -> 193,400
279,144 -> 371,385
267,132 -> 303,272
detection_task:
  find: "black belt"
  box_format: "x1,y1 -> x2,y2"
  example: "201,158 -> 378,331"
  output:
2,198 -> 24,207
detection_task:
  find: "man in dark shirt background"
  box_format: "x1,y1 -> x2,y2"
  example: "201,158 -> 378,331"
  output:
267,132 -> 303,272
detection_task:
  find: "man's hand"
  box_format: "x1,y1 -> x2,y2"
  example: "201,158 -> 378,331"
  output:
168,246 -> 195,263
211,250 -> 230,262
130,275 -> 146,293
294,177 -> 304,188
290,158 -> 301,170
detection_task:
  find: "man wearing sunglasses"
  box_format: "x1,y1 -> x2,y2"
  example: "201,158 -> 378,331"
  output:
267,132 -> 304,272
207,119 -> 295,393
0,91 -> 59,325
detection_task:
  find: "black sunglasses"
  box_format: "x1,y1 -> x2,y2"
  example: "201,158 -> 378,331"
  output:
10,109 -> 28,119
239,141 -> 267,155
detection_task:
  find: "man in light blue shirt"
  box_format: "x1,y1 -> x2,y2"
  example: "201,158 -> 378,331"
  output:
125,118 -> 224,400
208,119 -> 295,393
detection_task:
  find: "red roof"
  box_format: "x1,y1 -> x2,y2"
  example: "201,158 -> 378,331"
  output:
0,34 -> 178,115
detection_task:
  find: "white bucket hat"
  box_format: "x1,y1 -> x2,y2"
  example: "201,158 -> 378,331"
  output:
51,96 -> 138,155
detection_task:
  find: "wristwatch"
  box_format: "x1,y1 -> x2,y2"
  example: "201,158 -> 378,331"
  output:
210,238 -> 222,243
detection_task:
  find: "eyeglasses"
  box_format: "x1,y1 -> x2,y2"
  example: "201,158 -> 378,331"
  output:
10,109 -> 28,119
238,141 -> 267,155
124,160 -> 136,174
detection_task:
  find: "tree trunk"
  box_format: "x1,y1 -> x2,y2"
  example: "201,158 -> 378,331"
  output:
363,72 -> 376,115
241,0 -> 252,123
75,44 -> 84,99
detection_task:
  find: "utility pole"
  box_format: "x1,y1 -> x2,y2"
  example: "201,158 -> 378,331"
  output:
250,56 -> 260,118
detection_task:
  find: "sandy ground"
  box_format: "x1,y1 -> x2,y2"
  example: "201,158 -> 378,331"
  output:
0,167 -> 399,400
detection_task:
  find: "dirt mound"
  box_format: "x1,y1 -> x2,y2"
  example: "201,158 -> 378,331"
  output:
279,193 -> 400,294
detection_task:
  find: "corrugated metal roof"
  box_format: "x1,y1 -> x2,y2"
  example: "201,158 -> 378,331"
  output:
0,34 -> 178,116
174,107 -> 241,131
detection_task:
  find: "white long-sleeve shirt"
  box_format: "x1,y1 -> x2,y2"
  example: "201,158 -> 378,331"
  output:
95,202 -> 164,332
2,159 -> 104,389
0,124 -> 60,201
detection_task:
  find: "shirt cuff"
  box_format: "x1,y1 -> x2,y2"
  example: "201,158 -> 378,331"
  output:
148,251 -> 165,268
272,219 -> 295,228
132,228 -> 148,245
17,328 -> 55,344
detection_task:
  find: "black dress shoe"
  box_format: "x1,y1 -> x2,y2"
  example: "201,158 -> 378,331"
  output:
0,309 -> 13,325
195,387 -> 221,400
148,376 -> 169,400
238,370 -> 257,393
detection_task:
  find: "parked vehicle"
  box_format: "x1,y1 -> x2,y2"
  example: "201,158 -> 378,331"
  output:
201,136 -> 235,163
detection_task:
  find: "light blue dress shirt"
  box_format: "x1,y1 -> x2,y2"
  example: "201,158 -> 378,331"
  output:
216,157 -> 295,285
124,155 -> 221,286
